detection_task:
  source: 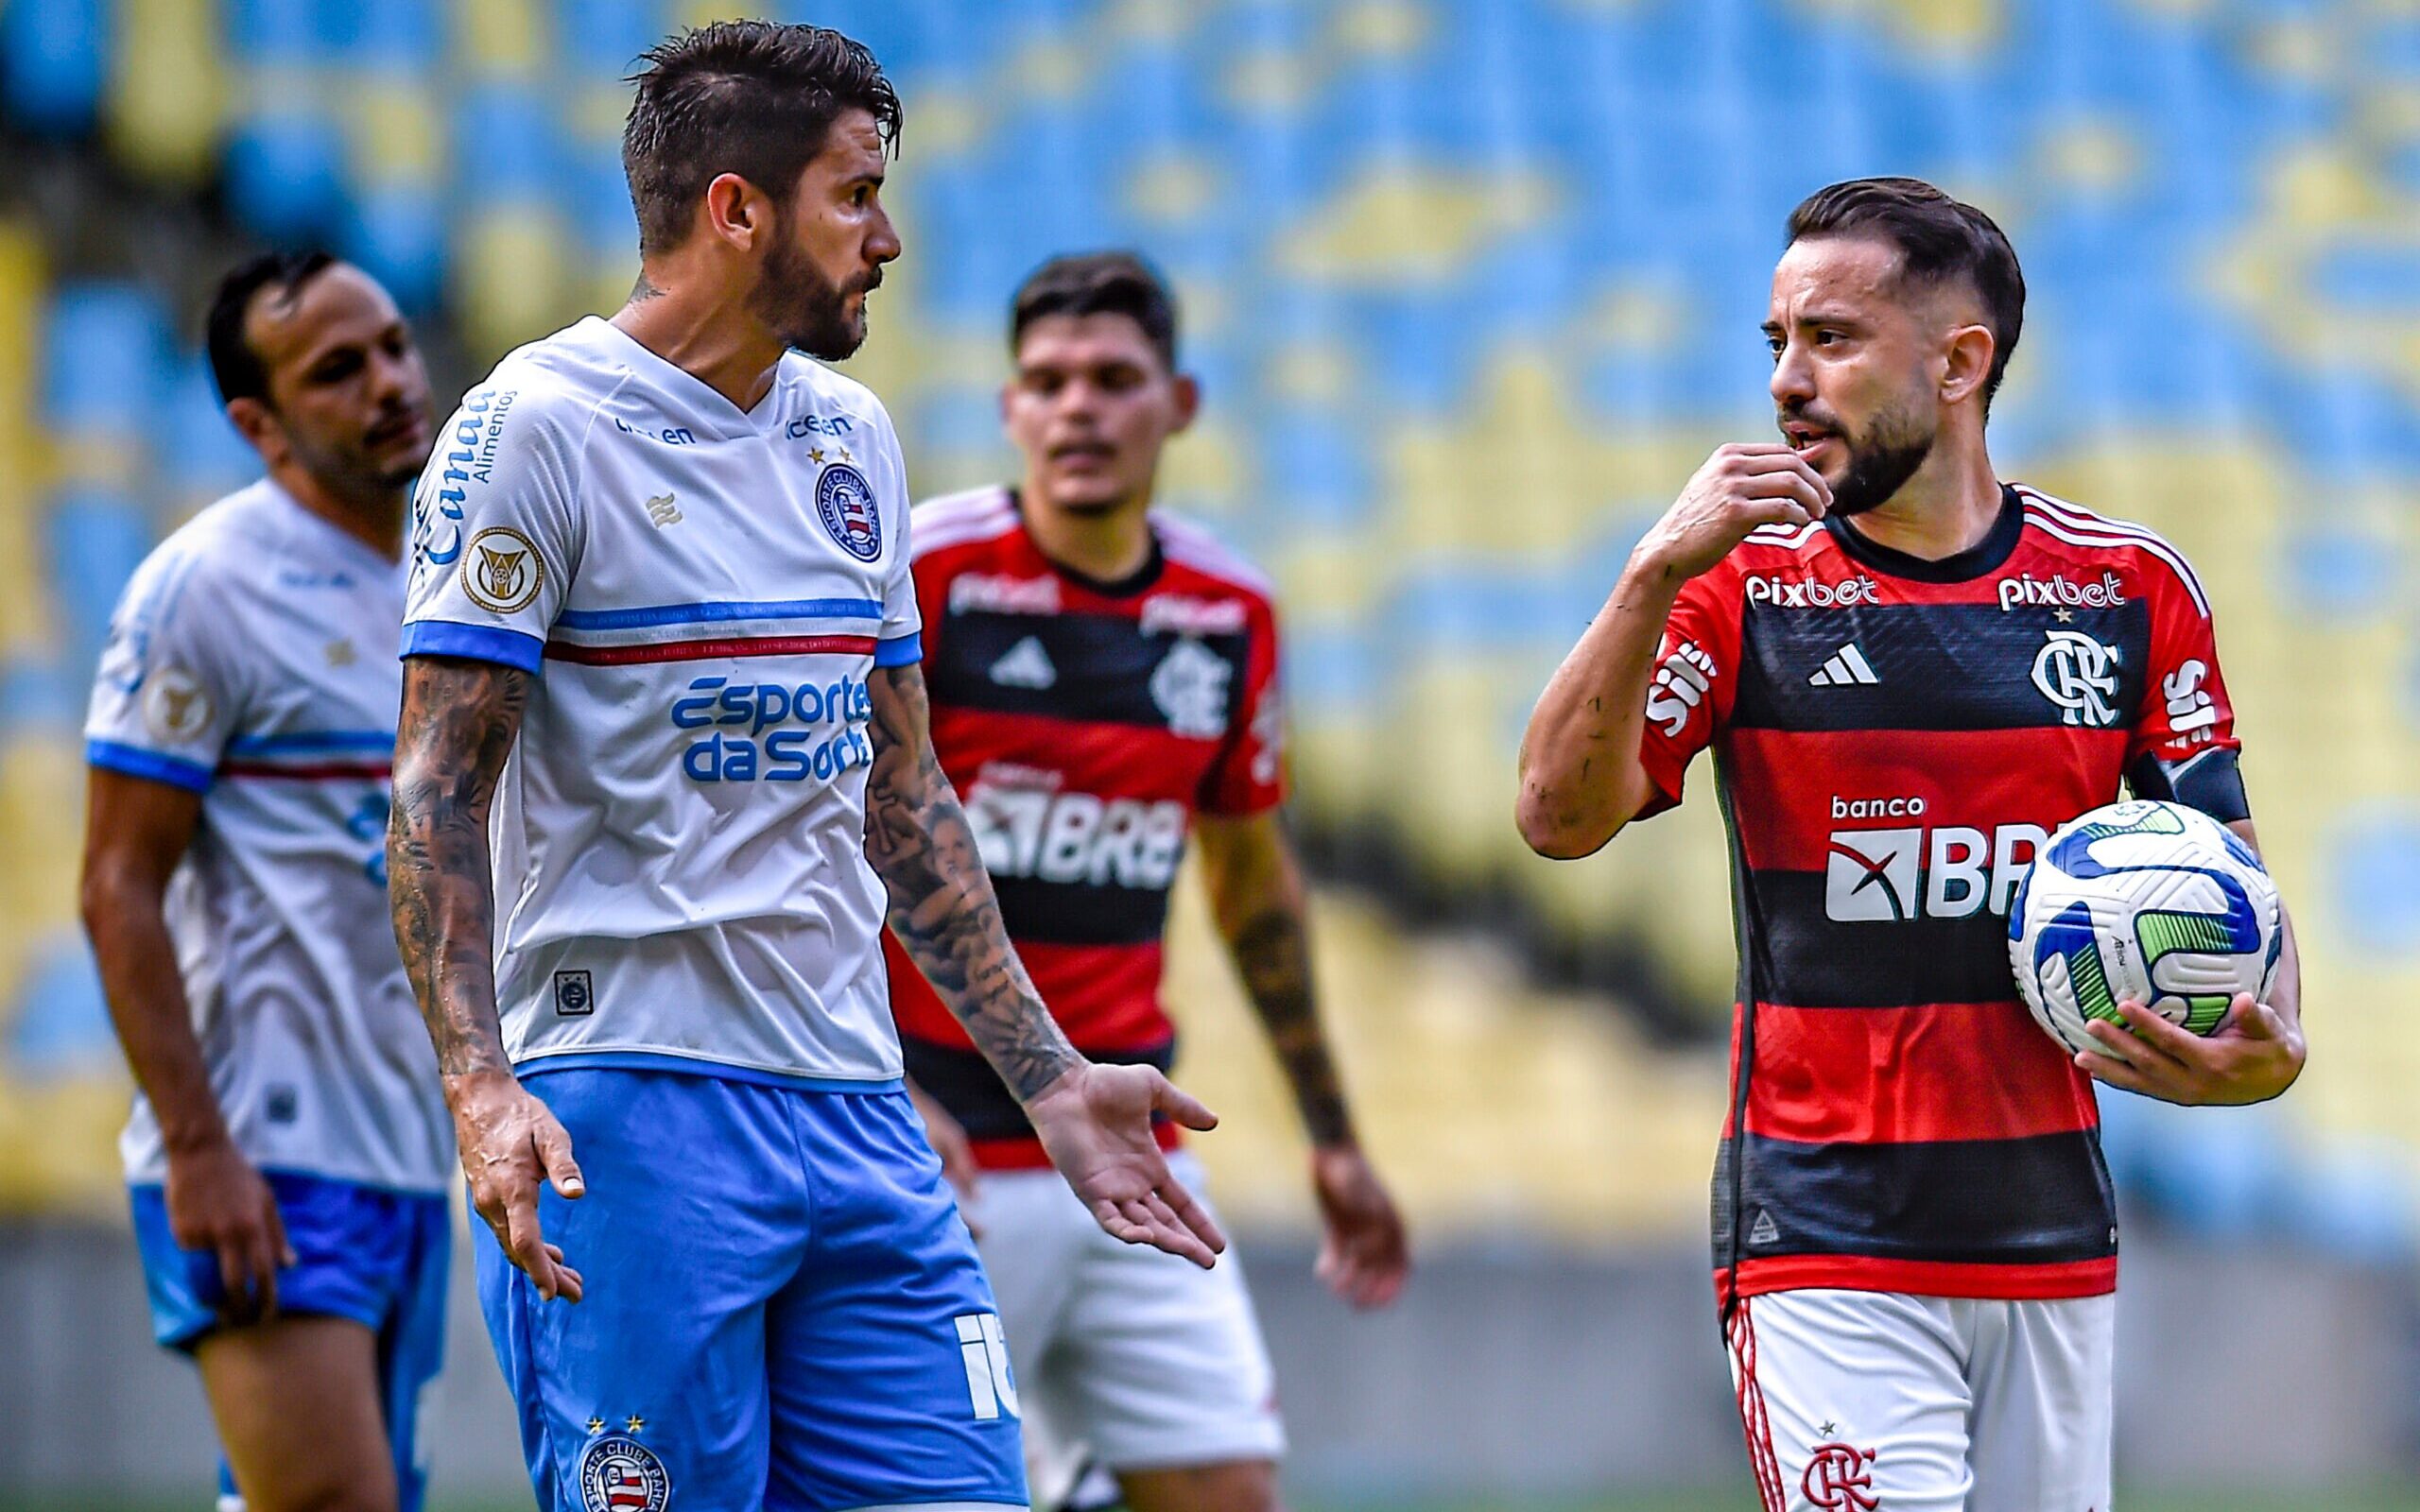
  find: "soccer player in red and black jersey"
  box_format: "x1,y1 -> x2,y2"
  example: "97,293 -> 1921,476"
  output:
885,252 -> 1408,1512
1519,179 -> 2305,1511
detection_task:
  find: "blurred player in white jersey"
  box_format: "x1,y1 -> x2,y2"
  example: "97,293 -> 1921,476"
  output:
892,253 -> 1409,1512
386,24 -> 1224,1511
80,253 -> 450,1512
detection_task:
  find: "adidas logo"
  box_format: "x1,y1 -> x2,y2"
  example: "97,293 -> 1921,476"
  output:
990,636 -> 1057,689
643,492 -> 682,527
1807,643 -> 1879,687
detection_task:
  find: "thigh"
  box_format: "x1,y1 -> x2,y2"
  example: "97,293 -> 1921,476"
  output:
1726,1290 -> 1973,1512
1054,1156 -> 1285,1476
967,1171 -> 1092,1505
1966,1294 -> 2115,1512
197,1314 -> 395,1512
1117,1459 -> 1282,1512
765,1089 -> 1028,1512
483,1069 -> 805,1512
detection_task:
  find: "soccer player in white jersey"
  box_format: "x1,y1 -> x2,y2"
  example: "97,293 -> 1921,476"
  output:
81,253 -> 449,1512
386,25 -> 1223,1511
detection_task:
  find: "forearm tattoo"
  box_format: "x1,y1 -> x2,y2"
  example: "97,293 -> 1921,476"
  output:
865,663 -> 1080,1102
1230,903 -> 1356,1147
388,658 -> 527,1079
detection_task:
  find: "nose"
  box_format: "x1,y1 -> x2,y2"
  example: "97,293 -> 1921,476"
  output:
867,204 -> 901,266
1770,335 -> 1815,410
367,347 -> 418,410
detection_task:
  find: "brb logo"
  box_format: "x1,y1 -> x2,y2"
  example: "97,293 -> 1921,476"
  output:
968,783 -> 1187,889
1803,1442 -> 1879,1510
1824,799 -> 2048,922
671,675 -> 873,783
2031,630 -> 2121,727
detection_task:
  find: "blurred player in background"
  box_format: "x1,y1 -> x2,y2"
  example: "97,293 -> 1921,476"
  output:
79,253 -> 448,1512
387,25 -> 1224,1511
891,252 -> 1409,1512
1517,179 -> 2303,1511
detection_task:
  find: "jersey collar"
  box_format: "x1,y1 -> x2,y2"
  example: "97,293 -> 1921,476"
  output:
1823,483 -> 2024,583
582,316 -> 783,439
1009,488 -> 1167,599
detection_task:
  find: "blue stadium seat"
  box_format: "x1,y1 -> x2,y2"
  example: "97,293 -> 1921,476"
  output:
0,0 -> 106,133
343,182 -> 449,314
224,111 -> 354,242
43,485 -> 151,668
43,284 -> 169,436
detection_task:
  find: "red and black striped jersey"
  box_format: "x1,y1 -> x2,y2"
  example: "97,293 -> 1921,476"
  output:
1640,484 -> 2245,1305
884,486 -> 1285,1170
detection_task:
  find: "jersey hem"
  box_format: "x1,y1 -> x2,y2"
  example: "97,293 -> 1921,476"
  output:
86,739 -> 213,792
513,1046 -> 905,1094
400,619 -> 544,672
1720,1254 -> 2118,1300
127,1166 -> 455,1201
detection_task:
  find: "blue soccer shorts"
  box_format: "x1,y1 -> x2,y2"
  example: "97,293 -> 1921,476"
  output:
479,1065 -> 1028,1512
129,1168 -> 452,1512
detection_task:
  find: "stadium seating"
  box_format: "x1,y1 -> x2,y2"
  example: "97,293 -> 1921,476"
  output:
1,0 -> 2413,1252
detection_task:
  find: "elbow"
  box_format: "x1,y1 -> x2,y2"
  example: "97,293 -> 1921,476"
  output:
1514,791 -> 1615,860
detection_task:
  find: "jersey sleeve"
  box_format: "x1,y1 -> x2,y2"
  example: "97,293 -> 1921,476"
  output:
2124,549 -> 2247,822
83,544 -> 244,793
1199,595 -> 1287,816
867,404 -> 922,668
399,386 -> 584,673
1633,569 -> 1743,819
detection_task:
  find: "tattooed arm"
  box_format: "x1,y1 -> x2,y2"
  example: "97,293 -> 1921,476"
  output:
1196,812 -> 1409,1307
389,656 -> 585,1301
865,662 -> 1225,1266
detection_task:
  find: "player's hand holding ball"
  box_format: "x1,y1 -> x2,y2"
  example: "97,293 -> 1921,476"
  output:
447,1068 -> 587,1302
1028,1060 -> 1227,1268
1631,442 -> 1834,587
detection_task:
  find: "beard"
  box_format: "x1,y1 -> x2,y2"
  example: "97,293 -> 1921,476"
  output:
752,216 -> 870,361
1789,403 -> 1937,518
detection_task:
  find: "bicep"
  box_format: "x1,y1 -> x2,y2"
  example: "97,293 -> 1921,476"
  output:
393,657 -> 530,797
81,768 -> 204,902
867,662 -> 934,758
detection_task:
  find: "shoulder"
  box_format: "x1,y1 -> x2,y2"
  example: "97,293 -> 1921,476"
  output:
1152,511 -> 1276,604
910,485 -> 1020,563
127,484 -> 278,608
2011,484 -> 2213,619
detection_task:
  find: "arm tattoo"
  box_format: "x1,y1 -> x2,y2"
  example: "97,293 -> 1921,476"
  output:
388,658 -> 528,1078
1230,902 -> 1356,1147
865,663 -> 1080,1102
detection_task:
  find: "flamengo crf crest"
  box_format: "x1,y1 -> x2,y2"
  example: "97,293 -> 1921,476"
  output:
1802,1441 -> 1878,1510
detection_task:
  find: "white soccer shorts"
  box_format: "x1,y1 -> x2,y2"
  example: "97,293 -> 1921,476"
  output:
968,1151 -> 1286,1504
1725,1288 -> 2115,1512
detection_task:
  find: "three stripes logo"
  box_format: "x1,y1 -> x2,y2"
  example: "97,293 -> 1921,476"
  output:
1807,643 -> 1879,687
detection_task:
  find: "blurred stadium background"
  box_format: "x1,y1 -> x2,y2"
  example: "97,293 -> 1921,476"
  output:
0,0 -> 2416,1505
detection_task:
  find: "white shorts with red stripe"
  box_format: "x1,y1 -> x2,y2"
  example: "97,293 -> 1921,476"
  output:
1726,1289 -> 2114,1512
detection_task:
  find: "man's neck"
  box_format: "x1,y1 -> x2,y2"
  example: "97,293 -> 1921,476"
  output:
274,464 -> 405,562
612,266 -> 786,414
1836,430 -> 2003,562
1019,480 -> 1155,586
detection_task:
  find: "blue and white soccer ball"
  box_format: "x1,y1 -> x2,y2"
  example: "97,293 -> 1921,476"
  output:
2009,799 -> 2282,1057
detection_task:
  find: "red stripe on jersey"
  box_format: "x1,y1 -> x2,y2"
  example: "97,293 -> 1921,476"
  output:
217,760 -> 392,781
1737,1002 -> 2098,1144
1721,724 -> 2128,874
1722,1254 -> 2117,1301
928,704 -> 1227,806
544,633 -> 875,664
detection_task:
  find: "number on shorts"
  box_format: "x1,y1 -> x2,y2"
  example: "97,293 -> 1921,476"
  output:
954,1312 -> 1020,1421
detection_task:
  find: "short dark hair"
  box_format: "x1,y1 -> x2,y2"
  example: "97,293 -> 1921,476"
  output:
1009,251 -> 1181,370
205,249 -> 338,408
622,21 -> 902,258
1786,177 -> 2026,410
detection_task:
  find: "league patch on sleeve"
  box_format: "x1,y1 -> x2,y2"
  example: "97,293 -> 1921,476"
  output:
461,526 -> 545,613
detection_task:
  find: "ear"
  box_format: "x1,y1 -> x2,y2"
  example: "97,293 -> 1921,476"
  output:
224,397 -> 286,467
1940,322 -> 1996,408
1168,372 -> 1201,435
700,172 -> 767,252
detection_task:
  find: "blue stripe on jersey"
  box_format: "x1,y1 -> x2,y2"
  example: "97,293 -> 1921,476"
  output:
399,620 -> 544,673
874,633 -> 922,667
226,730 -> 397,756
554,597 -> 884,632
87,739 -> 214,792
514,1048 -> 906,1095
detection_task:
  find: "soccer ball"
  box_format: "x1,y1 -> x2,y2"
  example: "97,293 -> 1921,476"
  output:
2009,799 -> 2282,1057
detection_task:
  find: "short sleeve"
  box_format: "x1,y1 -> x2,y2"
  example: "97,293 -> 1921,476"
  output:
83,546 -> 242,793
2124,550 -> 2246,822
868,405 -> 922,668
1200,597 -> 1287,817
400,385 -> 583,673
1634,571 -> 1742,819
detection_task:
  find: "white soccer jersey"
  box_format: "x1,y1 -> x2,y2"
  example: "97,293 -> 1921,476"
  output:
400,317 -> 922,1086
85,480 -> 453,1193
